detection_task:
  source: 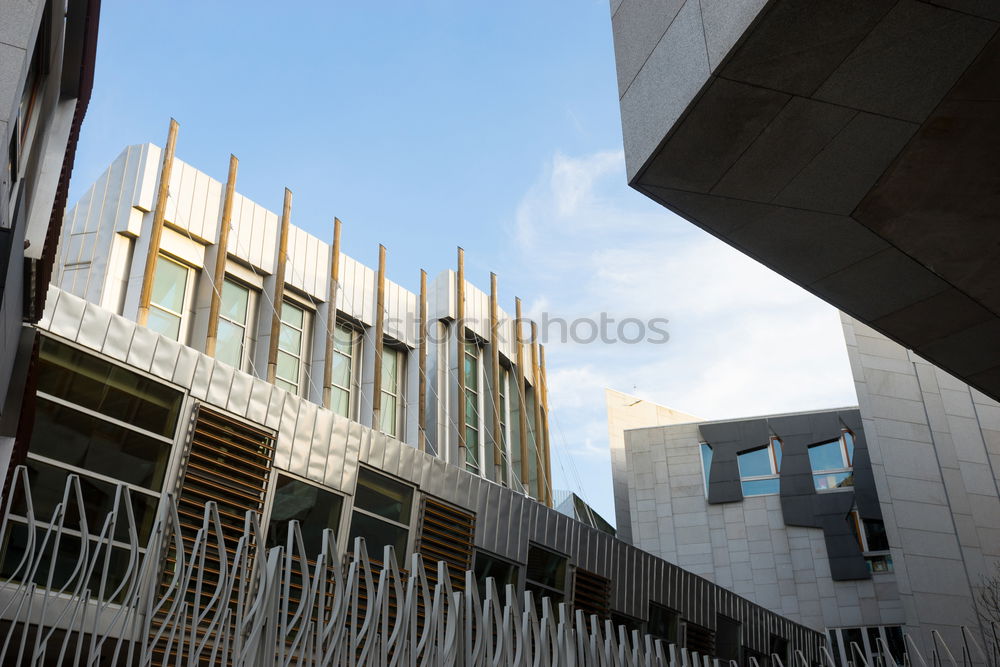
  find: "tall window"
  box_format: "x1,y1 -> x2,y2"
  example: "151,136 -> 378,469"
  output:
525,545 -> 566,611
699,443 -> 713,496
276,300 -> 309,395
148,255 -> 191,341
474,550 -> 520,600
216,279 -> 253,371
379,345 -> 404,437
1,337 -> 184,600
507,371 -> 523,491
737,437 -> 781,496
330,322 -> 359,419
348,468 -> 413,560
809,430 -> 854,490
266,473 -> 344,557
648,602 -> 679,644
464,341 -> 482,474
849,511 -> 892,573
497,366 -> 510,486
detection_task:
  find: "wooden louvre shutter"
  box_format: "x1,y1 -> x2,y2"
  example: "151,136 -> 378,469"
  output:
572,568 -> 611,620
685,621 -> 716,657
152,405 -> 276,665
416,497 -> 475,591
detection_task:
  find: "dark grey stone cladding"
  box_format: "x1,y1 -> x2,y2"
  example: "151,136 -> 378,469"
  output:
700,409 -> 880,581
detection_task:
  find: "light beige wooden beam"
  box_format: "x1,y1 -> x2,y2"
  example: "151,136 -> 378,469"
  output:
531,322 -> 548,504
514,297 -> 530,491
456,247 -> 467,461
418,268 -> 428,452
204,154 -> 239,358
372,244 -> 387,430
266,188 -> 292,384
322,217 -> 343,409
137,118 -> 179,327
540,343 -> 553,507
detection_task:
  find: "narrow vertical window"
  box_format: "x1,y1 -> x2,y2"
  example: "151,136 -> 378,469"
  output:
148,255 -> 191,341
699,443 -> 713,496
464,341 -> 481,474
330,322 -> 358,418
508,371 -> 523,490
276,300 -> 307,395
380,345 -> 404,437
216,279 -> 251,370
498,366 -> 510,485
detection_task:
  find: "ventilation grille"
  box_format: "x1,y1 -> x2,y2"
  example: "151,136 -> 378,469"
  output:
573,568 -> 611,620
685,621 -> 716,656
416,497 -> 475,591
152,405 -> 275,665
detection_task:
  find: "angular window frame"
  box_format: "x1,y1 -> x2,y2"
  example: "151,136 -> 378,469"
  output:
737,437 -> 782,497
809,429 -> 855,492
264,471 -> 346,558
347,467 -> 415,562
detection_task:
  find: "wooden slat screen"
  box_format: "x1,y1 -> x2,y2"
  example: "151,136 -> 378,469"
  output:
685,621 -> 716,657
573,568 -> 611,620
416,497 -> 475,591
151,405 -> 276,665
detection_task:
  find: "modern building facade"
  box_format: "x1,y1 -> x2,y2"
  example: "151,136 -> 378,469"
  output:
609,0 -> 1000,404
0,0 -> 100,500
610,316 -> 1000,665
0,143 -> 827,663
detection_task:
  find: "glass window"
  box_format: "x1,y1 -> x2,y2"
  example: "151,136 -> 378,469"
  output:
266,474 -> 343,557
699,443 -> 713,495
276,300 -> 308,395
508,371 -> 523,491
465,341 -> 481,474
37,337 -> 183,438
737,438 -> 781,496
525,544 -> 566,604
148,255 -> 190,341
216,279 -> 252,370
330,322 -> 358,419
474,550 -> 520,600
498,366 -> 510,486
648,602 -> 679,643
809,431 -> 854,491
379,345 -> 404,437
348,468 -> 413,560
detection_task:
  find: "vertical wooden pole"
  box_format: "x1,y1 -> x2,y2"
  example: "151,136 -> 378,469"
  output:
266,188 -> 292,384
490,272 -> 502,478
205,154 -> 239,358
372,244 -> 387,430
322,217 -> 343,409
455,248 -> 467,462
514,297 -> 530,491
137,118 -> 179,327
531,322 -> 547,503
418,269 -> 428,452
540,344 -> 553,507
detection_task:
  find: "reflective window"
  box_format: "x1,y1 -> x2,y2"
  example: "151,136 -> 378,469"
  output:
276,300 -> 308,395
525,545 -> 566,607
737,437 -> 781,496
828,626 -> 906,667
330,322 -> 359,419
809,430 -> 854,491
37,337 -> 182,438
474,550 -> 520,600
216,279 -> 252,370
464,340 -> 482,474
648,602 -> 679,643
699,443 -> 713,496
379,345 -> 404,437
148,255 -> 190,341
507,371 -> 524,492
498,366 -> 510,486
266,474 -> 343,557
348,468 -> 413,560
849,510 -> 892,573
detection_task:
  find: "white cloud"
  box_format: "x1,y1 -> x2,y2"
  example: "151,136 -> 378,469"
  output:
506,149 -> 858,523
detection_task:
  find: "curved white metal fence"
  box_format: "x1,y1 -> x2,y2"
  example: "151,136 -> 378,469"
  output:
0,466 -> 994,667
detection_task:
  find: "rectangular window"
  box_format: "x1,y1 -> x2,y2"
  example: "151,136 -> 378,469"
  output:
330,322 -> 360,419
474,550 -> 520,601
828,626 -> 906,667
737,437 -> 781,496
216,279 -> 253,371
849,511 -> 892,573
525,544 -> 566,609
464,341 -> 482,474
266,473 -> 344,558
148,255 -> 192,342
498,366 -> 510,486
809,430 -> 854,491
348,468 -> 413,560
507,371 -> 523,491
648,602 -> 679,644
379,345 -> 404,437
275,300 -> 309,396
699,443 -> 713,496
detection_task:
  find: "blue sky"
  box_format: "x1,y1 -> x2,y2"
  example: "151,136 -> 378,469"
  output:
72,0 -> 858,523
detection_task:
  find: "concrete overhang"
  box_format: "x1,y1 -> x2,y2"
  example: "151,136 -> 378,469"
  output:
613,0 -> 1000,400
